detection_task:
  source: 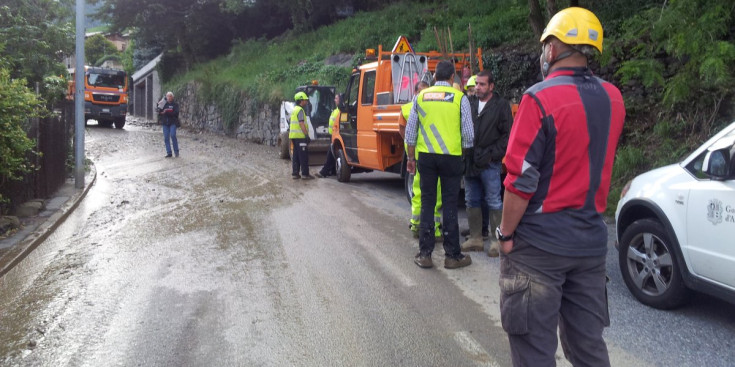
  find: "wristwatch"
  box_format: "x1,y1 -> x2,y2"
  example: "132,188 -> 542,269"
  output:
496,226 -> 514,242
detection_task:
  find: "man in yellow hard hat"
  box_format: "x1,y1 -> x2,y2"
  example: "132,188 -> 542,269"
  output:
290,91 -> 314,180
497,7 -> 625,366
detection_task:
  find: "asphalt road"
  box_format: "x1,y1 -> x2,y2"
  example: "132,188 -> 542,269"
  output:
0,118 -> 733,366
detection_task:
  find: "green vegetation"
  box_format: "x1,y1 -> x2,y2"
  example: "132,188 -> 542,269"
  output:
602,0 -> 735,214
0,64 -> 43,206
86,25 -> 109,33
0,0 -> 73,88
85,34 -> 120,66
166,1 -> 531,107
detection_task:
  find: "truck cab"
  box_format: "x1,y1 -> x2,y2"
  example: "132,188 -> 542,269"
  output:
69,66 -> 129,129
331,36 -> 483,189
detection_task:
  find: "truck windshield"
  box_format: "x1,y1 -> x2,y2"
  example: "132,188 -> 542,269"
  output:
87,73 -> 126,89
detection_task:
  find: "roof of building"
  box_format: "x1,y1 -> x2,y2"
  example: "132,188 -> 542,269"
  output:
132,53 -> 163,82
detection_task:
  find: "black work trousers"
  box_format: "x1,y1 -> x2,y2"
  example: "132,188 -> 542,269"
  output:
319,144 -> 336,176
500,236 -> 610,367
417,152 -> 463,259
291,138 -> 309,176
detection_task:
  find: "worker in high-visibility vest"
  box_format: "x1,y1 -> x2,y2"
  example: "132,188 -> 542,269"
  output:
402,81 -> 442,240
290,91 -> 314,180
316,94 -> 340,178
405,60 -> 475,270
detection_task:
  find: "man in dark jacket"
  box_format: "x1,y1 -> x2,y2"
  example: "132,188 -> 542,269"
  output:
160,91 -> 180,158
461,70 -> 512,257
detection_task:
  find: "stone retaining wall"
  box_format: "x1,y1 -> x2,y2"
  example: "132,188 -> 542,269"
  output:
176,82 -> 281,146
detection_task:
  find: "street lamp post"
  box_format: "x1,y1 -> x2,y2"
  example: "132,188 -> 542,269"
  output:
74,0 -> 85,188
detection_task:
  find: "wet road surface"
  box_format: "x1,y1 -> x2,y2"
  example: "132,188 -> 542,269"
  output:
1,119 -> 734,366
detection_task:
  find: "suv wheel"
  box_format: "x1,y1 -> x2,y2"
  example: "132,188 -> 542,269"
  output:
619,219 -> 690,309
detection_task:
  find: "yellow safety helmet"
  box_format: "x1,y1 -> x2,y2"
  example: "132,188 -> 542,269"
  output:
294,91 -> 308,101
464,75 -> 476,91
540,7 -> 603,53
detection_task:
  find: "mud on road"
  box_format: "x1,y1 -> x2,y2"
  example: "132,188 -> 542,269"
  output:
0,118 -> 321,365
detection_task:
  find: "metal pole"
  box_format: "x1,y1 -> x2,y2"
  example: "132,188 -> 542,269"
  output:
74,0 -> 85,188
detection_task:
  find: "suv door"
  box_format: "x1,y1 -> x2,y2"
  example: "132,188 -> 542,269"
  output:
685,138 -> 735,288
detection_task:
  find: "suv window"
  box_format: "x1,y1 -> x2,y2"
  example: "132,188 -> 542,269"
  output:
685,152 -> 708,179
685,132 -> 735,179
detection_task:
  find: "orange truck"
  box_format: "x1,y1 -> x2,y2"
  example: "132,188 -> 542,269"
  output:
330,36 -> 483,195
68,66 -> 129,129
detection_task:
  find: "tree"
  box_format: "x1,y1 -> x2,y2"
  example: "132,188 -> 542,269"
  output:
93,0 -> 239,69
526,0 -> 581,39
0,0 -> 74,85
614,0 -> 735,130
85,34 -> 119,66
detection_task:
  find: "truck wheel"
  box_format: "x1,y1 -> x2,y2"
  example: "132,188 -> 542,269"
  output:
114,117 -> 126,129
404,172 -> 415,204
336,148 -> 351,183
279,132 -> 290,159
619,219 -> 690,309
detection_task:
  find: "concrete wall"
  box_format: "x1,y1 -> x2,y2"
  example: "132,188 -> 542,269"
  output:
132,70 -> 162,120
177,82 -> 280,146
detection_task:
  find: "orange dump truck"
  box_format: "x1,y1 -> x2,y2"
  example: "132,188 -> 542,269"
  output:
68,66 -> 129,129
331,36 -> 483,195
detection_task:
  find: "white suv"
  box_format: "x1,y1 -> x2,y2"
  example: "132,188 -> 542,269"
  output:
615,121 -> 735,309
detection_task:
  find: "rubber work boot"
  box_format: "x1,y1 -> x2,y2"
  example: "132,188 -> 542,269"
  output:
414,253 -> 433,268
487,209 -> 502,257
444,254 -> 472,269
461,207 -> 484,252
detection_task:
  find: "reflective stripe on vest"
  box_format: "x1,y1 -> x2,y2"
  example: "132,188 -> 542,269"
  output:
416,85 -> 463,156
289,105 -> 306,139
328,108 -> 339,135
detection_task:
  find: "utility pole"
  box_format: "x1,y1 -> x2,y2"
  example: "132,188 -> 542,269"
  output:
74,0 -> 85,188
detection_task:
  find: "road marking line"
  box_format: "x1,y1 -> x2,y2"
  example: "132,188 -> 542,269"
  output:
453,331 -> 499,367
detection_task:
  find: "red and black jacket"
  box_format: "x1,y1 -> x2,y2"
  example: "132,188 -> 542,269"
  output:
504,67 -> 625,257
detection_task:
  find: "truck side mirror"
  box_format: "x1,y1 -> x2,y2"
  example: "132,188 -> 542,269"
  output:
703,148 -> 730,180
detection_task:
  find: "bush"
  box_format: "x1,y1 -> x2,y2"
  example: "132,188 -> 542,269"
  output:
0,66 -> 43,206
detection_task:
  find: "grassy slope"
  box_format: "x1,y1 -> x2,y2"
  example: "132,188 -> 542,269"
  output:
166,0 -> 530,105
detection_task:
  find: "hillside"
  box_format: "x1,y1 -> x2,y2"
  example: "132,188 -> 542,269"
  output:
163,0 -> 735,214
